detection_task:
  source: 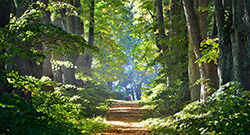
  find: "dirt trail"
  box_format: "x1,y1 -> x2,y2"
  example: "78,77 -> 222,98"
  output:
101,100 -> 151,135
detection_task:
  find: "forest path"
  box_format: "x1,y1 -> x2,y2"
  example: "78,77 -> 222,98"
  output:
101,100 -> 151,135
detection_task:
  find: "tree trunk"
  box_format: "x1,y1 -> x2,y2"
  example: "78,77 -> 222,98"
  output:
11,0 -> 43,79
40,0 -> 54,79
214,0 -> 233,85
156,0 -> 167,51
0,0 -> 12,92
244,0 -> 250,90
188,47 -> 201,101
74,0 -> 84,36
74,0 -> 86,86
182,0 -> 207,101
51,1 -> 66,83
85,0 -> 95,77
52,17 -> 64,83
231,0 -> 250,89
63,0 -> 78,85
215,0 -> 250,90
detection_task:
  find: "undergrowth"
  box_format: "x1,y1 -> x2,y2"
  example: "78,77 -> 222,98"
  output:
0,72 -> 112,134
142,82 -> 250,135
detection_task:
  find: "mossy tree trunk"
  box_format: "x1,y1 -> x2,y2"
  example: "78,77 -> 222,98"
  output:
215,0 -> 250,90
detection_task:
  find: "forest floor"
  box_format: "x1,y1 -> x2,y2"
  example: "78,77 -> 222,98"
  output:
99,100 -> 151,135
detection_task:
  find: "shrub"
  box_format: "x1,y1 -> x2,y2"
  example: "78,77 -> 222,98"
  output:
141,79 -> 189,116
0,72 -> 111,134
143,82 -> 250,135
111,90 -> 126,100
0,93 -> 78,135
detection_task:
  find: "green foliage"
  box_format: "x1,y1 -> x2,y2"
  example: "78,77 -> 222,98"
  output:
203,82 -> 250,134
132,0 -> 189,107
141,78 -> 189,116
0,93 -> 76,135
111,90 -> 127,100
56,82 -> 114,117
141,118 -> 177,135
0,1 -> 95,69
143,82 -> 250,135
0,72 -> 110,134
197,38 -> 219,65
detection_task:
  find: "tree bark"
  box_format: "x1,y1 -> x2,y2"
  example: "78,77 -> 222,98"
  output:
214,0 -> 233,85
74,0 -> 84,36
0,0 -> 12,93
182,0 -> 207,101
188,48 -> 201,101
214,0 -> 250,90
85,0 -> 95,77
63,0 -> 79,85
10,0 -> 43,78
156,0 -> 167,51
74,0 -> 86,86
244,0 -> 250,90
231,0 -> 250,89
40,0 -> 54,80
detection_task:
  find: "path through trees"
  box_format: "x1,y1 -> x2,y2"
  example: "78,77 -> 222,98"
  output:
102,100 -> 150,135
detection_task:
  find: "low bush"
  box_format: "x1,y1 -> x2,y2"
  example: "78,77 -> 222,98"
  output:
111,90 -> 126,100
143,82 -> 250,135
0,72 -> 111,134
141,79 -> 189,117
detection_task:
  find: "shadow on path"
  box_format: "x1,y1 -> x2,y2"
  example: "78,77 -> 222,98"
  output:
100,100 -> 151,135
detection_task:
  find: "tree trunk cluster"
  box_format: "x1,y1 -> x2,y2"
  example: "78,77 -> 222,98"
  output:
1,0 -> 91,88
215,0 -> 250,90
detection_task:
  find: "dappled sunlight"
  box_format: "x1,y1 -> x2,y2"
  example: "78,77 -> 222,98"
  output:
102,100 -> 151,134
1,0 -> 250,134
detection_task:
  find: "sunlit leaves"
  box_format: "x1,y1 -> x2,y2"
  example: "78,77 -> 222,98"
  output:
7,2 -> 94,58
197,38 -> 219,65
82,0 -> 131,85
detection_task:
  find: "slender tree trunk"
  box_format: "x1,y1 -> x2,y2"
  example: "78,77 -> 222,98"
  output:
74,0 -> 84,36
85,0 -> 95,77
51,0 -> 66,83
197,0 -> 218,96
210,13 -> 217,38
52,17 -> 64,83
184,0 -> 201,101
155,0 -> 169,84
156,0 -> 167,51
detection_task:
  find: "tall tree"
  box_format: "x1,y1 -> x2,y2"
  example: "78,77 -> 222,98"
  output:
215,0 -> 250,90
0,0 -> 12,92
214,0 -> 232,85
156,0 -> 167,52
10,0 -> 44,78
86,0 -> 95,77
63,0 -> 78,84
41,0 -> 54,80
182,0 -> 219,101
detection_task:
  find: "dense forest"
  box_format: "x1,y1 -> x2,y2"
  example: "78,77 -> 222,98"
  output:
1,0 -> 250,134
